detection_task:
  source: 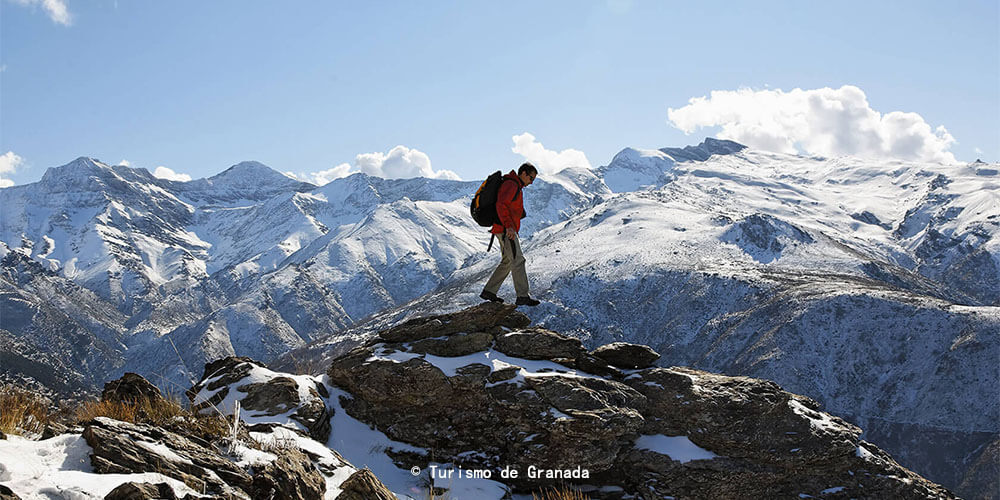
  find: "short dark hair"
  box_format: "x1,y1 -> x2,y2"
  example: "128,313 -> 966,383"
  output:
518,162 -> 538,177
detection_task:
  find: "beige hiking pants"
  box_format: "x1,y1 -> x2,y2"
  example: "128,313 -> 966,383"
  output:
483,234 -> 529,297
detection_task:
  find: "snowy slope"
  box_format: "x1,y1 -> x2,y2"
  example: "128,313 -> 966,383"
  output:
0,157 -> 606,394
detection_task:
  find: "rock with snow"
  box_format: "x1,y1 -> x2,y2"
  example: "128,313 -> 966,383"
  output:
591,342 -> 660,369
408,331 -> 495,357
103,482 -> 191,500
376,302 -> 527,343
248,447 -> 326,500
186,357 -> 331,442
82,417 -> 252,496
493,328 -> 586,360
0,484 -> 18,500
325,304 -> 956,499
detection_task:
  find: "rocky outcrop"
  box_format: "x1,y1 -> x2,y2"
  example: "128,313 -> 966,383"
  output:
336,468 -> 396,500
103,482 -> 196,500
249,448 -> 325,500
375,302 -> 531,343
186,357 -> 331,442
82,417 -> 252,497
80,416 -> 329,500
494,328 -> 586,360
591,342 -> 659,369
326,303 -> 956,499
101,372 -> 163,404
0,484 -> 20,500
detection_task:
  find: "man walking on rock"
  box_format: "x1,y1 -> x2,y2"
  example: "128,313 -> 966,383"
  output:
480,163 -> 541,306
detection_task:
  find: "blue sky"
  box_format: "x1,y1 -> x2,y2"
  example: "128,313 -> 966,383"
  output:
1,1 -> 997,186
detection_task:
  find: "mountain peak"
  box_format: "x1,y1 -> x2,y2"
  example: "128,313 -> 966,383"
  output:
171,160 -> 315,204
206,160 -> 314,189
211,160 -> 289,180
659,137 -> 746,162
38,157 -> 129,188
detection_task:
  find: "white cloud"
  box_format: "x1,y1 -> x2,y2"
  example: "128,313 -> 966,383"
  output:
118,159 -> 131,167
153,166 -> 192,182
667,85 -> 957,164
293,146 -> 460,185
11,0 -> 72,26
511,133 -> 592,174
975,147 -> 984,155
293,163 -> 354,185
0,151 -> 25,187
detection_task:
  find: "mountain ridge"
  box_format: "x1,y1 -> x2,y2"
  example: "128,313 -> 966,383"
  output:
1,142 -> 997,497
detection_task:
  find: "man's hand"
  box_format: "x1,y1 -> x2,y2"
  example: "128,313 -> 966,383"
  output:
504,227 -> 517,240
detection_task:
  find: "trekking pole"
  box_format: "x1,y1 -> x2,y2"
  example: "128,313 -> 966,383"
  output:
507,233 -> 518,261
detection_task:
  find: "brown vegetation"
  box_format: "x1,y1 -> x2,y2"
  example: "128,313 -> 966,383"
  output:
0,384 -> 49,436
74,394 -> 230,440
532,486 -> 592,500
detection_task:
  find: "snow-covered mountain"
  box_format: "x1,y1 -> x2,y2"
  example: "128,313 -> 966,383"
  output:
279,143 -> 1000,497
0,157 -> 605,390
1,141 -> 997,497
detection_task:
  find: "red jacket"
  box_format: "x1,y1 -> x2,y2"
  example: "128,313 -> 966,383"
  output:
491,171 -> 526,234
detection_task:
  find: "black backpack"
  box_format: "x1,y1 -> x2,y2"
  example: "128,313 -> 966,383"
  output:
470,171 -> 520,227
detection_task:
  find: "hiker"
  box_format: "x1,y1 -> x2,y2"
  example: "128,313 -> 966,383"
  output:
480,162 -> 541,306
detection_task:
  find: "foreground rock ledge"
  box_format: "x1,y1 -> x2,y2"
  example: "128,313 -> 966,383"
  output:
327,302 -> 956,499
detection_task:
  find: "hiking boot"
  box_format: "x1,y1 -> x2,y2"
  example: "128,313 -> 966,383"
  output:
515,296 -> 540,306
480,290 -> 504,303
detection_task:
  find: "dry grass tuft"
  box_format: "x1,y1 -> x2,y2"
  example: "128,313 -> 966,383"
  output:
532,486 -> 592,500
74,395 -> 230,440
0,385 -> 49,436
75,396 -> 184,425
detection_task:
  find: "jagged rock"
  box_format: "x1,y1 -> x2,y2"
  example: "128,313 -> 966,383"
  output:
186,357 -> 331,442
325,304 -> 957,499
185,356 -> 257,411
499,310 -> 532,329
574,353 -> 624,378
41,422 -> 70,440
335,468 -> 396,500
239,376 -> 330,442
408,331 -> 495,357
0,483 -> 20,500
103,482 -> 186,500
101,373 -> 163,404
82,417 -> 251,497
249,448 -> 325,500
493,328 -> 585,360
377,302 -> 521,342
591,342 -> 660,369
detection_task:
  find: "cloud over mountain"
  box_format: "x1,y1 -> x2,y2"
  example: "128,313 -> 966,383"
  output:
297,145 -> 460,185
511,132 -> 592,174
153,166 -> 192,182
668,85 -> 958,164
0,151 -> 24,188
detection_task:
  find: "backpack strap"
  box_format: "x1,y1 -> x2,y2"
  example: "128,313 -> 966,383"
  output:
501,177 -> 522,203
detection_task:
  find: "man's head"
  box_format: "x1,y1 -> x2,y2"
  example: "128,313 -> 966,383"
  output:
518,162 -> 538,186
